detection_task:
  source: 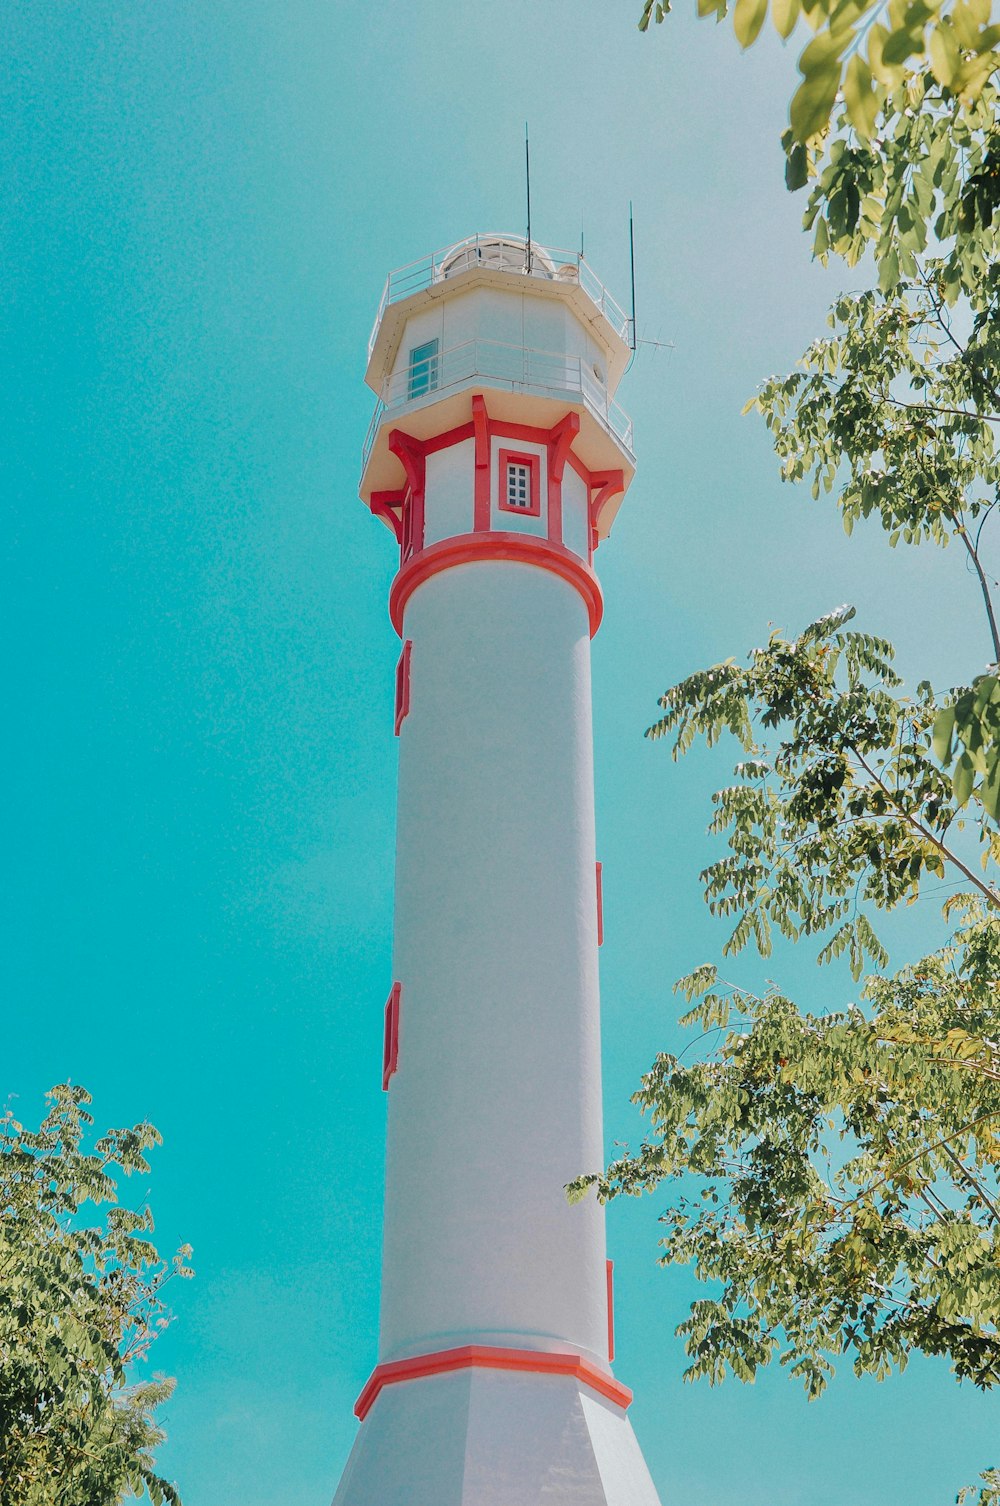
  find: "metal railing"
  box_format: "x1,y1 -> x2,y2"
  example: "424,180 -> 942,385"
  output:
367,234 -> 631,360
361,337 -> 634,473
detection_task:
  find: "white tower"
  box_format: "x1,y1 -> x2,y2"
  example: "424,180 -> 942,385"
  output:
333,234 -> 662,1505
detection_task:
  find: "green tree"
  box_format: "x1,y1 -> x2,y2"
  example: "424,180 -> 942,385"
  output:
568,8 -> 1000,1502
0,1084 -> 191,1506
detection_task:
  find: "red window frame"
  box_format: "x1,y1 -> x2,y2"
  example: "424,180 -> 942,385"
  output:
394,640 -> 412,736
382,982 -> 401,1091
498,449 -> 541,517
596,861 -> 604,947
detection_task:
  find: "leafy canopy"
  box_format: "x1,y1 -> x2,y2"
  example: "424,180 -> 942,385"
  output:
641,3 -> 1000,313
639,0 -> 1000,145
574,901 -> 1000,1400
590,12 -> 1000,1503
0,1085 -> 192,1506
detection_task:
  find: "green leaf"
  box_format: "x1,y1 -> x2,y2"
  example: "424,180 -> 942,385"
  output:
881,23 -> 925,65
953,750 -> 976,806
928,19 -> 961,85
932,705 -> 956,764
786,139 -> 810,190
843,53 -> 880,137
877,245 -> 900,292
734,0 -> 769,46
773,0 -> 801,37
791,58 -> 843,140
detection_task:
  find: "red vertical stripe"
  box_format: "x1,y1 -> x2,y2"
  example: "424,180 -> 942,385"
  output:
596,861 -> 604,947
382,983 -> 401,1090
606,1259 -> 615,1362
394,640 -> 412,736
473,394 -> 491,532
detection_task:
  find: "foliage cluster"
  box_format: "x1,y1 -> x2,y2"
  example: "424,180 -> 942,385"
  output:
0,1085 -> 191,1506
592,7 -> 1000,1501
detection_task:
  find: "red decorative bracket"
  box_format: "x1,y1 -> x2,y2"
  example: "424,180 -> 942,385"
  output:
546,412 -> 581,544
589,469 -> 625,553
371,489 -> 406,545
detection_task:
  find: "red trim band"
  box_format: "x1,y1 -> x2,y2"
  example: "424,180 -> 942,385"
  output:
389,532 -> 604,638
354,1344 -> 632,1421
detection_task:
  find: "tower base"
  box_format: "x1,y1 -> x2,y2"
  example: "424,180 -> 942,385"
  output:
331,1365 -> 662,1505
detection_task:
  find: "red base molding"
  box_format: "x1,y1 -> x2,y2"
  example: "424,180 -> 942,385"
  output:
389,532 -> 604,638
354,1343 -> 633,1421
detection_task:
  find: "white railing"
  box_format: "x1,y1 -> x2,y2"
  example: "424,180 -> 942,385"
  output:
360,338 -> 634,473
367,234 -> 632,360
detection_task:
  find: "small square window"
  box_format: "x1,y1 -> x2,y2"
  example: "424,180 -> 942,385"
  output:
497,449 -> 541,517
507,464 -> 531,509
407,339 -> 439,400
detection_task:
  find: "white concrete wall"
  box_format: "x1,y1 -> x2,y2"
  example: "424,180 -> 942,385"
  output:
452,287 -> 521,348
561,467 -> 590,561
388,287 -> 614,390
381,559 -> 608,1368
522,295 -> 567,358
332,1369 -> 663,1506
424,441 -> 475,546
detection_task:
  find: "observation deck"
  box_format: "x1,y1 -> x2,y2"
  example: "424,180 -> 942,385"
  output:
361,234 -> 635,500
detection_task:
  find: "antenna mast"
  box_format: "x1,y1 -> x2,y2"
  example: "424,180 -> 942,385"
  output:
525,124 -> 533,274
628,201 -> 637,352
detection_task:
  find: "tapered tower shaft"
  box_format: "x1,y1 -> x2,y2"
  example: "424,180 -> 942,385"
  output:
332,234 -> 661,1506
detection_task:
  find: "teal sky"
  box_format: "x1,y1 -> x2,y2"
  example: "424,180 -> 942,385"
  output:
4,2 -> 997,1502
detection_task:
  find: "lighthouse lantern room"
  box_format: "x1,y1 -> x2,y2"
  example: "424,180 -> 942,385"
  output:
333,232 -> 662,1506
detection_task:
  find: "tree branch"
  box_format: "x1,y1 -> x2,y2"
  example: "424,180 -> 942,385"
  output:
956,522 -> 1000,664
940,1140 -> 1000,1226
850,747 -> 1000,907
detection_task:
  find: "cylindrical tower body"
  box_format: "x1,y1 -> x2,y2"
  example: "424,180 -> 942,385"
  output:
333,234 -> 661,1506
384,557 -> 606,1364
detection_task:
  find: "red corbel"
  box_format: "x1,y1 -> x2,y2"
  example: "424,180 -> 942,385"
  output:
371,489 -> 406,544
546,412 -> 581,544
588,469 -> 625,553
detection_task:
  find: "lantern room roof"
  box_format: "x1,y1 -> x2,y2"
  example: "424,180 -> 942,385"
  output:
365,234 -> 634,395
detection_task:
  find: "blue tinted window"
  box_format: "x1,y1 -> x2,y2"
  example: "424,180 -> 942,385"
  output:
408,339 -> 439,399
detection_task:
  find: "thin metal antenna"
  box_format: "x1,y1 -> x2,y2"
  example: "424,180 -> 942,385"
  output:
628,201 -> 637,352
580,215 -> 585,260
525,124 -> 533,273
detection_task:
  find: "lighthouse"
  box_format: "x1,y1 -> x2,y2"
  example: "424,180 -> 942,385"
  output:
333,233 -> 662,1505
